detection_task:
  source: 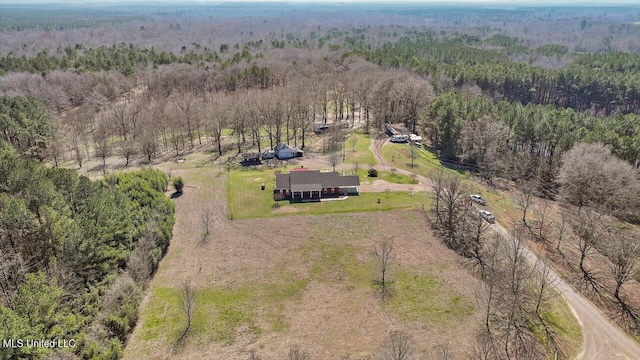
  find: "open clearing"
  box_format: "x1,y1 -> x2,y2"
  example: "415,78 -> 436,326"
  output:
124,166 -> 485,359
227,168 -> 429,219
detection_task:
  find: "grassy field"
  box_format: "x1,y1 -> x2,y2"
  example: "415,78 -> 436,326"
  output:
354,168 -> 418,185
345,133 -> 376,166
121,143 -> 581,359
387,268 -> 475,325
379,143 -> 582,354
140,275 -> 308,348
382,144 -> 521,224
227,168 -> 428,219
126,202 -> 486,359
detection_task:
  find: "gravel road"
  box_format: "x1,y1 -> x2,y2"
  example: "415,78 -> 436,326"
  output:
372,137 -> 640,359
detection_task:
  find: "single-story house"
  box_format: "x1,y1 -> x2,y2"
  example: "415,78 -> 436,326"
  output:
274,142 -> 303,160
275,169 -> 360,200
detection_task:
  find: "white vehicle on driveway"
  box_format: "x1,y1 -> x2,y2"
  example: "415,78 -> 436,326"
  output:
470,194 -> 486,205
479,210 -> 495,223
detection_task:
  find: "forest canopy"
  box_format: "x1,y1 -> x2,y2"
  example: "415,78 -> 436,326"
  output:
0,140 -> 175,359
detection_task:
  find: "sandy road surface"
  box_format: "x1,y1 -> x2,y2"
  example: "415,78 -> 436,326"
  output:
372,137 -> 640,359
491,225 -> 640,360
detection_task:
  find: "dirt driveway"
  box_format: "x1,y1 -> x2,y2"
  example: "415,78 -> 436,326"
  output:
359,179 -> 429,193
373,136 -> 640,360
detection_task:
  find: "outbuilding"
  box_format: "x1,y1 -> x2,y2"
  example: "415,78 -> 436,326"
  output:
274,142 -> 301,160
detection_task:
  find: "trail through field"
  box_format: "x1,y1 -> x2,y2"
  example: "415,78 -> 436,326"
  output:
372,136 -> 640,360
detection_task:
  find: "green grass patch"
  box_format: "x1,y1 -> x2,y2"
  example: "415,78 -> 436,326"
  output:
386,269 -> 475,325
196,287 -> 256,345
286,192 -> 429,216
356,168 -> 418,185
301,240 -> 374,287
382,144 -> 460,179
140,287 -> 183,342
139,277 -> 308,346
538,298 -> 583,359
381,144 -> 521,224
227,169 -> 279,219
345,133 -> 376,166
258,278 -> 308,332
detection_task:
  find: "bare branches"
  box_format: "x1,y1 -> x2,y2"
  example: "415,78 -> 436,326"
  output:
378,331 -> 415,360
373,239 -> 394,302
570,209 -> 604,294
200,209 -> 211,245
177,280 -> 196,346
559,142 -> 640,219
434,341 -> 453,360
605,231 -> 640,331
476,228 -> 559,360
430,170 -> 470,253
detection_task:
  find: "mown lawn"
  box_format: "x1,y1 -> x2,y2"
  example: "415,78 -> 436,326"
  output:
227,168 -> 429,219
345,133 -> 376,166
382,143 -> 457,179
381,144 -> 520,223
358,169 -> 419,185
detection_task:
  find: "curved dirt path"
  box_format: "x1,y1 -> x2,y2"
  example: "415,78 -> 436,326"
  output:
372,137 -> 640,360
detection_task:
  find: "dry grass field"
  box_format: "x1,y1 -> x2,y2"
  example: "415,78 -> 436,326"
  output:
123,166 -> 485,360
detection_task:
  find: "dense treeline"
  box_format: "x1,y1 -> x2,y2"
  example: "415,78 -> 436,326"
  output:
0,42 -> 260,76
0,140 -> 175,359
353,35 -> 640,115
0,96 -> 51,159
423,91 -> 640,194
0,7 -> 146,31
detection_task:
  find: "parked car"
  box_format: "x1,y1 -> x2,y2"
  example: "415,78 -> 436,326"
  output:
479,210 -> 495,223
470,194 -> 486,205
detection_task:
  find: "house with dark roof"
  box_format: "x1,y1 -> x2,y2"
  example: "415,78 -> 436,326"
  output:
241,152 -> 261,165
274,168 -> 360,200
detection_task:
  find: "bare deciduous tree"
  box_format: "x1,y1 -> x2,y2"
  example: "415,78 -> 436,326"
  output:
93,113 -> 111,175
531,197 -> 552,243
373,239 -> 394,301
554,209 -> 570,261
349,134 -> 358,151
570,209 -> 604,294
462,210 -> 491,276
177,280 -> 196,345
605,231 -> 640,330
431,171 -> 469,252
378,331 -> 415,360
477,228 -> 558,360
517,179 -> 537,230
328,150 -> 341,172
559,142 -> 640,219
435,341 -> 453,360
200,209 -> 211,245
